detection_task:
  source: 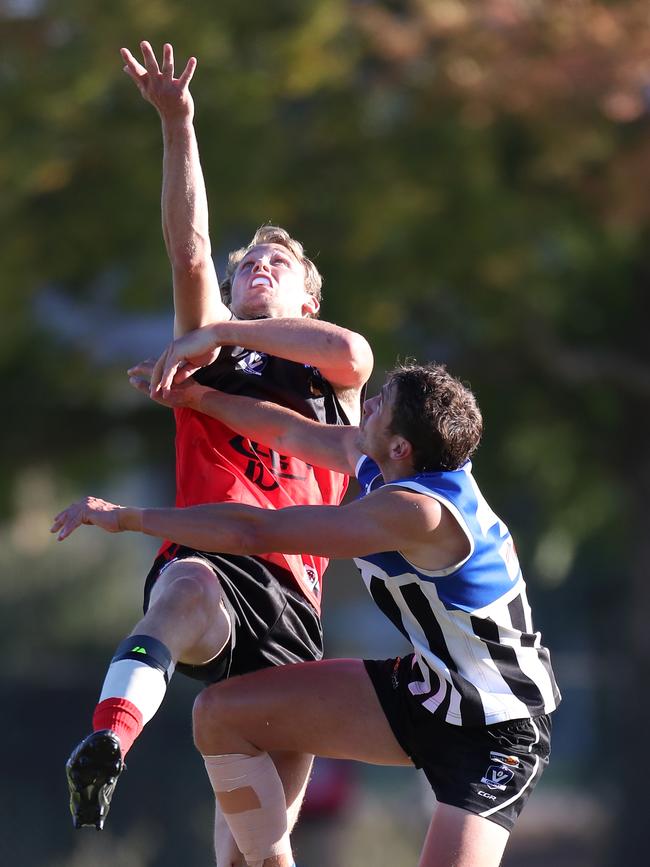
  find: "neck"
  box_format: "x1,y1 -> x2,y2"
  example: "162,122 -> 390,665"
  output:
376,459 -> 416,482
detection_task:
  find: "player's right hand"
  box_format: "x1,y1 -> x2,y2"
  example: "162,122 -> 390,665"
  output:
120,41 -> 197,121
50,496 -> 126,541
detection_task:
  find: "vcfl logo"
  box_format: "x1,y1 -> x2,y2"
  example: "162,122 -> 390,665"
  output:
480,765 -> 514,792
233,348 -> 268,376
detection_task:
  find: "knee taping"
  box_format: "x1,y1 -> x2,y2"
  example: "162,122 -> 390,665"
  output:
112,634 -> 174,682
204,752 -> 293,867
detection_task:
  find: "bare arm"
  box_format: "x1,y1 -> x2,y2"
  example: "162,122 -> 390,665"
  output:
128,361 -> 360,475
199,318 -> 373,393
147,318 -> 373,423
51,489 -> 443,562
194,389 -> 361,476
121,42 -> 228,336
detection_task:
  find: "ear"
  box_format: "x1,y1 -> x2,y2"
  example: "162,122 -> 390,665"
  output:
301,293 -> 320,318
389,436 -> 412,462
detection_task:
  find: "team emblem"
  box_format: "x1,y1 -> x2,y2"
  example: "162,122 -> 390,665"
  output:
303,565 -> 320,593
480,764 -> 515,791
234,348 -> 268,376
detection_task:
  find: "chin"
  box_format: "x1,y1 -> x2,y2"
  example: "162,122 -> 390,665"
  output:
236,304 -> 275,320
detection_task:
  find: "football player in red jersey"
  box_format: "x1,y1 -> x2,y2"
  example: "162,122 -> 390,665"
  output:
63,41 -> 372,866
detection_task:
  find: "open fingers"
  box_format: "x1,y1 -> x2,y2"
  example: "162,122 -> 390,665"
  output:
50,504 -> 82,541
51,508 -> 67,527
140,40 -> 161,75
161,42 -> 174,77
120,47 -> 147,77
120,46 -> 149,92
178,56 -> 197,89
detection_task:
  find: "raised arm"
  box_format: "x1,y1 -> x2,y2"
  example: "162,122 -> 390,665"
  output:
146,317 -> 373,422
121,41 -> 229,336
192,318 -> 372,394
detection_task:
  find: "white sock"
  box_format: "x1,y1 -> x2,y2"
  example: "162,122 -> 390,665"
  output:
204,752 -> 293,867
98,659 -> 171,725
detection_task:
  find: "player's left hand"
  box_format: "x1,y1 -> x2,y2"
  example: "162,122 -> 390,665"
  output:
149,326 -> 222,397
128,358 -> 207,409
50,496 -> 125,541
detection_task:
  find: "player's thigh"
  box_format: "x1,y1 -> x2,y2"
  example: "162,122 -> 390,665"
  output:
419,803 -> 509,867
145,557 -> 232,659
195,658 -> 412,767
148,556 -> 224,606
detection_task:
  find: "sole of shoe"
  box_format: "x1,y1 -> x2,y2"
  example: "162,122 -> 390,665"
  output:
66,731 -> 123,830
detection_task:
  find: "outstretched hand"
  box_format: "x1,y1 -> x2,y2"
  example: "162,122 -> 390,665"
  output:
51,496 -> 128,541
120,41 -> 197,121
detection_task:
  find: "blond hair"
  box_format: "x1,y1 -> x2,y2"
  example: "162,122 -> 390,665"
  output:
220,225 -> 322,317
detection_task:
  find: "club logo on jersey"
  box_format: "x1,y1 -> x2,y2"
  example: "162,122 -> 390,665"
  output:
480,764 -> 515,791
303,565 -> 320,593
490,751 -> 520,768
229,437 -> 309,490
233,348 -> 268,376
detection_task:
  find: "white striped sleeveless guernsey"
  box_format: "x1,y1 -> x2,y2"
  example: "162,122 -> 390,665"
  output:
353,456 -> 561,727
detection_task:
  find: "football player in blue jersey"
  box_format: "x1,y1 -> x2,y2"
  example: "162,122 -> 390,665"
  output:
52,361 -> 560,867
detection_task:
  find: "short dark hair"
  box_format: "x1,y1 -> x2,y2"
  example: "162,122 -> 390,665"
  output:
387,362 -> 483,472
219,225 -> 322,317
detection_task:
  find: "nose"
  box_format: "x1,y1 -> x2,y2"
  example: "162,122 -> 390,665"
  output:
252,257 -> 271,273
363,396 -> 378,416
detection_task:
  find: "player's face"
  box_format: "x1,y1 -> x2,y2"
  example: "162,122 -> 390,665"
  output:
230,243 -> 318,320
356,381 -> 397,460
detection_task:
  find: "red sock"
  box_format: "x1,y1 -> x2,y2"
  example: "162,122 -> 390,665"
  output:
93,697 -> 144,758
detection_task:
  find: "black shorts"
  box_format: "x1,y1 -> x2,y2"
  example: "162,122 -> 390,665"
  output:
364,655 -> 552,833
144,546 -> 323,685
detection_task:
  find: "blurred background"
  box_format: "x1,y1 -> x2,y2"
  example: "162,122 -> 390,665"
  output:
2,1 -> 649,865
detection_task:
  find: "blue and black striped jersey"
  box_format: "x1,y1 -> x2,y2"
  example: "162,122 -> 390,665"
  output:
354,456 -> 561,727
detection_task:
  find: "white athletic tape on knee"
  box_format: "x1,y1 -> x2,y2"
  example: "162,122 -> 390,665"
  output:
204,752 -> 292,866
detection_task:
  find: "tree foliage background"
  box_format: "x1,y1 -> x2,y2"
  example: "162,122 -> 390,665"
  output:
2,2 -> 649,865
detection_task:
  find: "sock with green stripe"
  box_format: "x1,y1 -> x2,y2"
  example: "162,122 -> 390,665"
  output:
92,634 -> 174,757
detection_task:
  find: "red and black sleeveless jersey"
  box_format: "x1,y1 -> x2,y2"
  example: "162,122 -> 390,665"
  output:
158,345 -> 351,613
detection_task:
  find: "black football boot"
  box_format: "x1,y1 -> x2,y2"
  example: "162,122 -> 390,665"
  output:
65,729 -> 124,830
